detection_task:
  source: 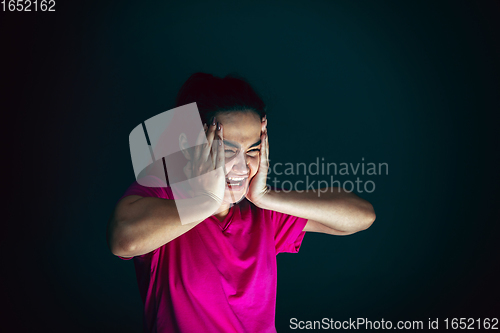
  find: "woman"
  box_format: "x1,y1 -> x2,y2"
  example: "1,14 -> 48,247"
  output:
106,73 -> 376,333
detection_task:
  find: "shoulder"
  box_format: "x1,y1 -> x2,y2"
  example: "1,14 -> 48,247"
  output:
120,175 -> 172,201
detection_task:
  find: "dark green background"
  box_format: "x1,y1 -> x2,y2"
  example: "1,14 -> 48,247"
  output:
2,0 -> 499,332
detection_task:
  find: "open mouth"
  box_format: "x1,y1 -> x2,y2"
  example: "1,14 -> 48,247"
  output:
225,175 -> 248,190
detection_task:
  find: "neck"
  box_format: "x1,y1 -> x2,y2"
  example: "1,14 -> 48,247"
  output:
213,203 -> 231,219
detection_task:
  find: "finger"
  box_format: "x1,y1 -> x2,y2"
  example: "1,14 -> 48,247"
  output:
265,129 -> 269,166
260,129 -> 269,168
193,125 -> 207,161
203,116 -> 217,161
215,123 -> 225,170
210,125 -> 218,167
185,160 -> 192,179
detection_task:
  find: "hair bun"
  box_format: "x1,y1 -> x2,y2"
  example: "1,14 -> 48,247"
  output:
175,72 -> 267,126
186,72 -> 216,83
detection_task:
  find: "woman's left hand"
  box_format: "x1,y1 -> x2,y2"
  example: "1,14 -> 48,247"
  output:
245,117 -> 270,207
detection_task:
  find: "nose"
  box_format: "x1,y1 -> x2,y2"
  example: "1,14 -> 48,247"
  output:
230,151 -> 249,175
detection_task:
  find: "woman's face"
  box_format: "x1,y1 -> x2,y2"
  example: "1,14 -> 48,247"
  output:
217,111 -> 263,204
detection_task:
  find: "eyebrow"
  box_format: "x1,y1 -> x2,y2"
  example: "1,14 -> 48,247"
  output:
223,139 -> 261,149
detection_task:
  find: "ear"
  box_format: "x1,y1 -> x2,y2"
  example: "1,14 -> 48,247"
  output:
179,133 -> 191,160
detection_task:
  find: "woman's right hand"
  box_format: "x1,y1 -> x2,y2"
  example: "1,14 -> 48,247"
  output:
184,117 -> 226,210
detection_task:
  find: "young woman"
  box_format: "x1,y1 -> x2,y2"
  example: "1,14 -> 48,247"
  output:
106,73 -> 376,333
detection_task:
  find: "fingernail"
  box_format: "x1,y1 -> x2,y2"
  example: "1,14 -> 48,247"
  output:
219,137 -> 222,145
217,122 -> 221,131
212,117 -> 216,126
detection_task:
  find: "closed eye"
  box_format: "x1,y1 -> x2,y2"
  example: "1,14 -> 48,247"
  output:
224,148 -> 260,158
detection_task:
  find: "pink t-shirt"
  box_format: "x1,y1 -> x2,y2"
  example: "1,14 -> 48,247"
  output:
117,179 -> 308,333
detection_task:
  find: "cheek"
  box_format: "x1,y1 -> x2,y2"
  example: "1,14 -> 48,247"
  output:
248,159 -> 259,177
223,160 -> 234,172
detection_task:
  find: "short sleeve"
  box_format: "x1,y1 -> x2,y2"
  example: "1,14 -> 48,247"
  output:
116,175 -> 172,261
117,246 -> 160,261
117,255 -> 134,261
117,247 -> 160,262
270,210 -> 308,255
118,175 -> 173,202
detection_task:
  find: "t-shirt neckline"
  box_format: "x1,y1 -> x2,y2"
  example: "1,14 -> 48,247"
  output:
211,204 -> 237,231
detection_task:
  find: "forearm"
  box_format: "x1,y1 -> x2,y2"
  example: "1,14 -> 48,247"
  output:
107,195 -> 216,257
257,188 -> 375,232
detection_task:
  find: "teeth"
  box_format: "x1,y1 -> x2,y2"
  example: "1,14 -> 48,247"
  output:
227,177 -> 246,181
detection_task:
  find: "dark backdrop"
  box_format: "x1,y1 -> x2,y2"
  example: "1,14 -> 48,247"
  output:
2,1 -> 499,332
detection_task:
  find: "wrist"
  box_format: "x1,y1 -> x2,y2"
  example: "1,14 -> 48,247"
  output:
195,194 -> 222,216
176,195 -> 221,223
249,186 -> 273,209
